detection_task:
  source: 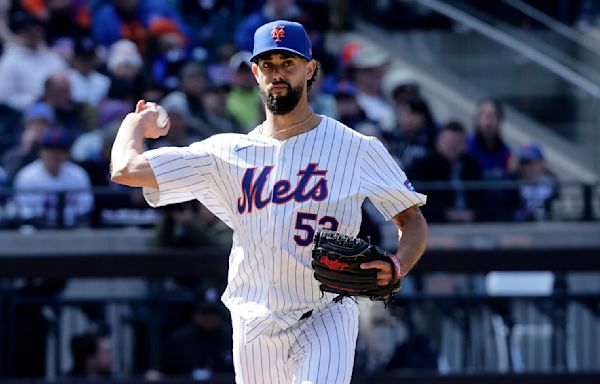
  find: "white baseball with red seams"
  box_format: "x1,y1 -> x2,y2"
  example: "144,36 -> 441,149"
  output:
141,116 -> 426,383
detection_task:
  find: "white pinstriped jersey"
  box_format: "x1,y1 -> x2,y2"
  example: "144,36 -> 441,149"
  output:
143,116 -> 426,341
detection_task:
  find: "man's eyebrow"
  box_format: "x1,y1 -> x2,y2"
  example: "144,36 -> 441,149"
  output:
261,52 -> 300,61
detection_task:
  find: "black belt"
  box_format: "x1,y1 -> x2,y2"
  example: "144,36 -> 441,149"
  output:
300,310 -> 313,320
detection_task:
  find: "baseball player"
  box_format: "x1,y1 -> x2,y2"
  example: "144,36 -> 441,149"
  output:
110,20 -> 428,384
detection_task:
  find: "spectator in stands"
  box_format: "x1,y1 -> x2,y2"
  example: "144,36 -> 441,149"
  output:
2,102 -> 55,180
161,286 -> 233,376
384,96 -> 437,170
92,0 -> 187,54
77,122 -> 152,228
467,98 -> 518,221
226,50 -> 262,131
178,0 -> 242,60
342,42 -> 395,131
75,117 -> 123,182
382,69 -> 421,106
153,201 -> 231,249
206,43 -> 238,87
13,127 -> 93,228
409,121 -> 483,223
235,0 -> 308,52
20,0 -> 92,46
71,99 -> 131,163
41,72 -> 89,135
145,17 -> 191,91
67,36 -> 110,106
0,9 -> 66,111
0,102 -> 23,157
105,39 -> 146,105
201,80 -> 241,136
308,66 -> 336,118
333,80 -> 380,135
513,144 -> 558,221
161,61 -> 216,138
141,82 -> 168,104
68,331 -> 113,378
468,98 -> 512,180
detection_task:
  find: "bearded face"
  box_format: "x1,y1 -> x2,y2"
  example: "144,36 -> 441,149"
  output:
259,80 -> 304,115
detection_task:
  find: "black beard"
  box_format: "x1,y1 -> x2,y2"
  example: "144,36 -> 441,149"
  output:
260,82 -> 304,115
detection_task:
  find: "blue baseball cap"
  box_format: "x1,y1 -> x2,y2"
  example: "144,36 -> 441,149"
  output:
251,20 -> 312,62
518,144 -> 544,161
41,127 -> 73,149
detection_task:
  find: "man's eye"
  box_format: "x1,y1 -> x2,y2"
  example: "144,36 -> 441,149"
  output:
263,62 -> 271,68
284,61 -> 294,67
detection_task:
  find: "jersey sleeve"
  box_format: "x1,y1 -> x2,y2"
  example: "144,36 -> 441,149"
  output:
142,142 -> 214,207
359,137 -> 427,220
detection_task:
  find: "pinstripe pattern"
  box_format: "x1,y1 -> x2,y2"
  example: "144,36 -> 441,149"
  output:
232,300 -> 359,384
142,116 -> 426,382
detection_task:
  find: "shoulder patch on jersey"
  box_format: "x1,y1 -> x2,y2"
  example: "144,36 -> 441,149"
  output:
404,179 -> 416,192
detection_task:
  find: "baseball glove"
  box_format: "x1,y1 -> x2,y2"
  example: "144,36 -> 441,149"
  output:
311,229 -> 402,303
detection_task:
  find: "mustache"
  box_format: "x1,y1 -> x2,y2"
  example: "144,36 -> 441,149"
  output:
270,81 -> 291,89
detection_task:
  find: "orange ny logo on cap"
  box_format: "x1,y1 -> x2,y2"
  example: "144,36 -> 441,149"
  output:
271,25 -> 285,42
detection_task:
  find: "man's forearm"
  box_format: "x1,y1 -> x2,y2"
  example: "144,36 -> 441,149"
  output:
394,208 -> 428,276
110,115 -> 156,188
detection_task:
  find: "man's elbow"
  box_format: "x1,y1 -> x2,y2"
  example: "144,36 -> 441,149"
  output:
110,166 -> 137,187
111,165 -> 158,189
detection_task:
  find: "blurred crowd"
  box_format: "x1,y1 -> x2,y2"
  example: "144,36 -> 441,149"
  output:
0,0 -> 560,232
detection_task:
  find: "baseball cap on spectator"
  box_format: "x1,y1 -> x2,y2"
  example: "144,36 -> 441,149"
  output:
382,69 -> 420,102
250,20 -> 312,62
9,9 -> 43,33
518,144 -> 544,162
340,41 -> 389,69
229,50 -> 253,72
107,40 -> 143,73
333,80 -> 357,98
25,102 -> 55,123
41,128 -> 73,149
194,285 -> 224,314
73,36 -> 98,59
148,17 -> 187,44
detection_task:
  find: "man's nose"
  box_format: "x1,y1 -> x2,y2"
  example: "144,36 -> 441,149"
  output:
271,65 -> 285,81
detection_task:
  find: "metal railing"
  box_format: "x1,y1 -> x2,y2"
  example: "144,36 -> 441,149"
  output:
354,0 -> 600,174
0,181 -> 598,230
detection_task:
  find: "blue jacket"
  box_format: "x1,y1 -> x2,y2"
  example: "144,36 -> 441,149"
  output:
467,133 -> 512,180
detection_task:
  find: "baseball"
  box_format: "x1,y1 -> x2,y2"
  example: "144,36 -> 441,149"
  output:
157,105 -> 169,128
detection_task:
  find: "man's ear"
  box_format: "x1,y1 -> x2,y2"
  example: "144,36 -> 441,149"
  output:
306,60 -> 317,81
251,63 -> 259,80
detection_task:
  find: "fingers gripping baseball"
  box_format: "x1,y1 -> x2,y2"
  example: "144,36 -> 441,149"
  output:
134,100 -> 170,139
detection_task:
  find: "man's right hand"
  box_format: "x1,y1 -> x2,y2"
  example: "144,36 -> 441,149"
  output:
110,100 -> 166,189
129,100 -> 171,139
